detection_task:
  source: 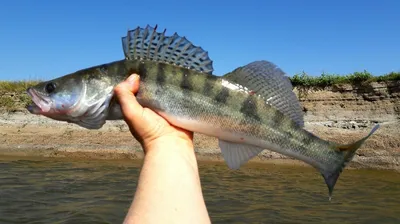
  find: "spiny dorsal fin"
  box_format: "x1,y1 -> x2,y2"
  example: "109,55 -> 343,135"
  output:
222,60 -> 304,127
122,25 -> 214,74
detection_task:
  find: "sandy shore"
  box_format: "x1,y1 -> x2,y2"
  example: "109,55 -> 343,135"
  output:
0,112 -> 399,171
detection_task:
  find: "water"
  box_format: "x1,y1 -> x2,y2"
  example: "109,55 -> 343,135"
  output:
0,157 -> 399,224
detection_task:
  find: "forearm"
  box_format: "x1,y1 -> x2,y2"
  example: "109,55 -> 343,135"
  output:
124,138 -> 211,224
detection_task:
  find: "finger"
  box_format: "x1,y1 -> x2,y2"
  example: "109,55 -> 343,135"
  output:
116,73 -> 140,95
114,74 -> 143,125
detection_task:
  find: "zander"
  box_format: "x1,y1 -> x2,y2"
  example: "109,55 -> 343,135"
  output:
27,25 -> 379,200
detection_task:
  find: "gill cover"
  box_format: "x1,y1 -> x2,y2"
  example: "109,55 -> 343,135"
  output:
65,67 -> 115,129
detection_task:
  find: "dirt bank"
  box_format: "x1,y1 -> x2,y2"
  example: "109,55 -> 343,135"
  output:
0,81 -> 399,170
0,114 -> 398,170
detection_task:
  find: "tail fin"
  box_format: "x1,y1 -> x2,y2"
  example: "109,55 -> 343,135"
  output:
322,124 -> 380,201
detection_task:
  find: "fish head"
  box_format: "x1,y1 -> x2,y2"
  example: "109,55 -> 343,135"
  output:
27,74 -> 84,116
27,67 -> 115,129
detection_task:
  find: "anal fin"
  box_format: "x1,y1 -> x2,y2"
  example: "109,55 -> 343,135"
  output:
219,140 -> 264,169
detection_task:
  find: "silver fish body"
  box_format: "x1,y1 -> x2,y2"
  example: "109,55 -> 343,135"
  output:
27,25 -> 379,200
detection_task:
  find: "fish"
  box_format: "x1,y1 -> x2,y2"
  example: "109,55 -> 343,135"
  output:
27,25 -> 379,200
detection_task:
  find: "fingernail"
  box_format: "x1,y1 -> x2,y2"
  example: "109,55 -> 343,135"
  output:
127,74 -> 139,84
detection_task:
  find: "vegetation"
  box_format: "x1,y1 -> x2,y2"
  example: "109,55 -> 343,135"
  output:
0,80 -> 41,92
290,71 -> 400,88
289,71 -> 400,99
0,80 -> 40,112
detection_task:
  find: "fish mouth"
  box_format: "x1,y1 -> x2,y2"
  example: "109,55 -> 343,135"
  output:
26,88 -> 52,114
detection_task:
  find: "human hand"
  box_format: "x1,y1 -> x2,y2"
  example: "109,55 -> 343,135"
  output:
114,74 -> 194,152
116,74 -> 210,224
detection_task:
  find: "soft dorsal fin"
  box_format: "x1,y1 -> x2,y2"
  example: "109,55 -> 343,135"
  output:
222,60 -> 304,127
121,25 -> 214,74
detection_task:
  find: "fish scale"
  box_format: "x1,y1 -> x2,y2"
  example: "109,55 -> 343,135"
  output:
26,25 -> 379,200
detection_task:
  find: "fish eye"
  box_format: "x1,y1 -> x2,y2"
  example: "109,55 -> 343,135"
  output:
45,82 -> 56,94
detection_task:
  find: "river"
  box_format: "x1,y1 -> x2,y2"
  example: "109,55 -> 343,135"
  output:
0,157 -> 399,223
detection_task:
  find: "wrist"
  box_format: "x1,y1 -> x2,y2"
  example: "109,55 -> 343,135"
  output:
143,135 -> 194,154
142,135 -> 197,167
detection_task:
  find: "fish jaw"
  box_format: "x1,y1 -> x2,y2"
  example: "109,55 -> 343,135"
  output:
26,85 -> 81,121
26,87 -> 52,114
26,87 -> 71,122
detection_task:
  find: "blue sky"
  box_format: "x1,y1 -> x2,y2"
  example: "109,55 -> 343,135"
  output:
1,0 -> 399,81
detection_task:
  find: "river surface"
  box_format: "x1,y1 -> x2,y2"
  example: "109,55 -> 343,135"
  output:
0,156 -> 399,224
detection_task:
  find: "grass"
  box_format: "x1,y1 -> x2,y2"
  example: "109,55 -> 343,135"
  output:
0,80 -> 41,112
0,97 -> 15,110
289,71 -> 400,88
0,80 -> 41,92
289,71 -> 400,98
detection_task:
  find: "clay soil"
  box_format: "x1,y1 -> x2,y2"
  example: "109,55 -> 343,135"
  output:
0,112 -> 398,171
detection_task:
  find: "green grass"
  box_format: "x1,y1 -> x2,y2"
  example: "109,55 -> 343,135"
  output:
0,97 -> 15,110
0,80 -> 41,112
289,71 -> 400,88
0,80 -> 41,92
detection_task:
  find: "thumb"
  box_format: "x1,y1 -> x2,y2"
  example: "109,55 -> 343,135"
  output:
114,74 -> 143,125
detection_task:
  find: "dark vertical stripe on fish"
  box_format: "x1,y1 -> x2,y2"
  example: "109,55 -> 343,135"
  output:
271,110 -> 285,125
116,61 -> 128,81
139,62 -> 147,80
180,67 -> 192,91
202,77 -> 214,96
156,62 -> 166,85
240,95 -> 261,121
301,132 -> 313,147
214,87 -> 230,104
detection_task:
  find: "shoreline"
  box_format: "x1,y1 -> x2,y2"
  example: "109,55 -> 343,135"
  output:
1,112 -> 399,171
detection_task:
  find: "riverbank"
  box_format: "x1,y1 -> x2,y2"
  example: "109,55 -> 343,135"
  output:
0,111 -> 398,170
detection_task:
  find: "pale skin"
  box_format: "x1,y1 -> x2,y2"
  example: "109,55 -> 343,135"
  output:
114,74 -> 211,224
